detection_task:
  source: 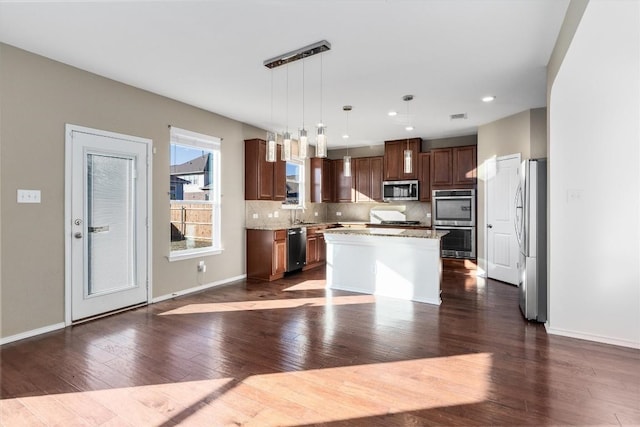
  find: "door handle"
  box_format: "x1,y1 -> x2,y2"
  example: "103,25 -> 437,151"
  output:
487,224 -> 493,228
74,232 -> 83,239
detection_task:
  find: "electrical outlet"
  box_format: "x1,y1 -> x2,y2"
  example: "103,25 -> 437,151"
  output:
252,213 -> 259,219
268,213 -> 273,218
566,189 -> 582,203
17,189 -> 41,204
274,211 -> 279,218
198,260 -> 206,272
314,212 -> 318,217
336,212 -> 342,217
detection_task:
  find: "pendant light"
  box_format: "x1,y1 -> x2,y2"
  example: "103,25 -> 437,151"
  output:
342,105 -> 352,177
403,94 -> 414,174
266,70 -> 277,162
316,52 -> 328,158
298,57 -> 308,159
282,65 -> 292,161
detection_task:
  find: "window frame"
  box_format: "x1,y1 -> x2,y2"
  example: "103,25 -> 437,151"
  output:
168,126 -> 222,262
281,156 -> 305,210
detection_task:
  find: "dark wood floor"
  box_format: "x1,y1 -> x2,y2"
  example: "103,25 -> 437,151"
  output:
1,266 -> 639,426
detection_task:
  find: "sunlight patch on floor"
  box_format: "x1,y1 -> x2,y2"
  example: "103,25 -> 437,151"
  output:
283,280 -> 326,292
158,294 -> 377,315
0,353 -> 492,426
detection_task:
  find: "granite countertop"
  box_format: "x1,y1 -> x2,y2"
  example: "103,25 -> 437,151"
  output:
322,227 -> 446,239
246,221 -> 433,231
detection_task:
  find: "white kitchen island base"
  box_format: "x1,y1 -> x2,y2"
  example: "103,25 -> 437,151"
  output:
323,229 -> 444,305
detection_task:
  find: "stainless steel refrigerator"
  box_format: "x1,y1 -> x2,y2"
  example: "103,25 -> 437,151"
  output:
514,158 -> 547,322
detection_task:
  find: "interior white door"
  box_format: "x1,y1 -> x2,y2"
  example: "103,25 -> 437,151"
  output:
68,126 -> 149,321
487,154 -> 520,284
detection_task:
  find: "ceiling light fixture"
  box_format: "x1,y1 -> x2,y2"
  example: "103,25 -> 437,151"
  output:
403,94 -> 414,174
263,40 -> 331,160
482,95 -> 496,103
298,57 -> 308,159
316,52 -> 328,158
266,70 -> 277,162
343,105 -> 352,177
388,111 -> 398,117
282,64 -> 292,161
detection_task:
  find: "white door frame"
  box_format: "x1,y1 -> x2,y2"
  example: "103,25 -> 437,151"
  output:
64,124 -> 153,325
483,153 -> 521,281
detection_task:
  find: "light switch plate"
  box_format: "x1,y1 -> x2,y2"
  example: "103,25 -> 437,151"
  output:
17,189 -> 41,203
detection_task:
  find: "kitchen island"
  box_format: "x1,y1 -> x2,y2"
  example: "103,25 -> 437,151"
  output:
322,228 -> 447,305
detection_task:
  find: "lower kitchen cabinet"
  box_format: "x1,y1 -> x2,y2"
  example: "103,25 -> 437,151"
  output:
246,229 -> 287,281
304,225 -> 327,270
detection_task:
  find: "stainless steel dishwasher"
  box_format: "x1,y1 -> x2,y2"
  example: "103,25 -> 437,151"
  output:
286,227 -> 306,272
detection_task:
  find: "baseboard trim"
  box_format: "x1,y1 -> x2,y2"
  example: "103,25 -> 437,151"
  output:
152,274 -> 247,303
545,324 -> 640,349
0,322 -> 66,346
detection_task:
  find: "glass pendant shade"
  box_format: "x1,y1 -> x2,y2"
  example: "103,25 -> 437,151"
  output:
403,149 -> 413,174
283,132 -> 292,161
316,126 -> 327,158
266,132 -> 277,162
299,129 -> 308,159
343,155 -> 352,177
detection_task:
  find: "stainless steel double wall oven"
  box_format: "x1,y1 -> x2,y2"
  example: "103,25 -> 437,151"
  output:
432,189 -> 476,259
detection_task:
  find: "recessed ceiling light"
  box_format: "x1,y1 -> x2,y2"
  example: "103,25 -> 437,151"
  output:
405,126 -> 414,131
482,96 -> 496,103
342,134 -> 349,139
388,111 -> 397,117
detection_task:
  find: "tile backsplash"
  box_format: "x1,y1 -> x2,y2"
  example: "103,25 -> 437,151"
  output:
245,200 -> 431,227
245,201 -> 327,228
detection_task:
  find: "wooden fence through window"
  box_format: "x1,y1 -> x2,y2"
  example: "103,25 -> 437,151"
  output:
170,202 -> 213,241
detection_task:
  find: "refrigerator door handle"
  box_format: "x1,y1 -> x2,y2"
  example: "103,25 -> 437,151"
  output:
514,184 -> 524,250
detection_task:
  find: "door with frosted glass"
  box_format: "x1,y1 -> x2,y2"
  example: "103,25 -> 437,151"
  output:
69,127 -> 149,321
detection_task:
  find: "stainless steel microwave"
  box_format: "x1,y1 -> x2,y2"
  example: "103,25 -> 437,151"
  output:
382,180 -> 419,201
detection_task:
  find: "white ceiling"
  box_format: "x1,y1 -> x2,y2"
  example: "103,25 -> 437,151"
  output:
0,0 -> 569,149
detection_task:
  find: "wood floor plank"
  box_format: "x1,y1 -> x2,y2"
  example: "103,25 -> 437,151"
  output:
1,265 -> 638,426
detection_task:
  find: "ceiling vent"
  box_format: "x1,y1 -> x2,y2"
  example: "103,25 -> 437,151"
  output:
450,113 -> 468,120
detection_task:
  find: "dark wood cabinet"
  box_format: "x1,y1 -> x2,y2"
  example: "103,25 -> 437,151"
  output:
418,152 -> 432,201
246,228 -> 287,281
383,138 -> 421,181
304,225 -> 328,270
245,139 -> 286,200
431,145 -> 477,189
355,156 -> 384,202
310,157 -> 333,203
333,159 -> 354,202
453,145 -> 477,186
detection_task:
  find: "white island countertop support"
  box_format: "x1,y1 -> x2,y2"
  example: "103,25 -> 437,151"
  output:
322,228 -> 447,305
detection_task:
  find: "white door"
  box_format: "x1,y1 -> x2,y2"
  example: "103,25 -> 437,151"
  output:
66,125 -> 150,321
486,154 -> 520,285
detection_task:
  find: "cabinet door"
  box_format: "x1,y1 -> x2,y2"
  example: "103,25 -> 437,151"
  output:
355,157 -> 372,202
273,239 -> 286,275
244,139 -> 274,200
318,234 -> 326,263
383,140 -> 402,180
453,146 -> 477,186
370,156 -> 384,202
306,235 -> 318,264
418,152 -> 431,201
322,159 -> 333,202
431,148 -> 453,187
333,159 -> 354,202
273,145 -> 286,201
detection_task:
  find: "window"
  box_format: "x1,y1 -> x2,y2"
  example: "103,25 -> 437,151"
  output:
169,127 -> 221,261
284,158 -> 304,208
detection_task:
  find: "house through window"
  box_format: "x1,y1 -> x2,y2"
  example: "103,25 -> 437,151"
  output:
284,158 -> 304,207
169,126 -> 221,260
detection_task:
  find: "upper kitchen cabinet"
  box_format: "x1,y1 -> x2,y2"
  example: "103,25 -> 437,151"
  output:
431,145 -> 477,189
310,157 -> 333,203
245,139 -> 286,200
333,158 -> 355,202
355,156 -> 383,202
384,138 -> 421,181
418,152 -> 431,201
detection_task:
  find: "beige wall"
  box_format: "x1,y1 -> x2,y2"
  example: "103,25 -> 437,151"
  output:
0,43 -> 262,338
476,108 -> 547,273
